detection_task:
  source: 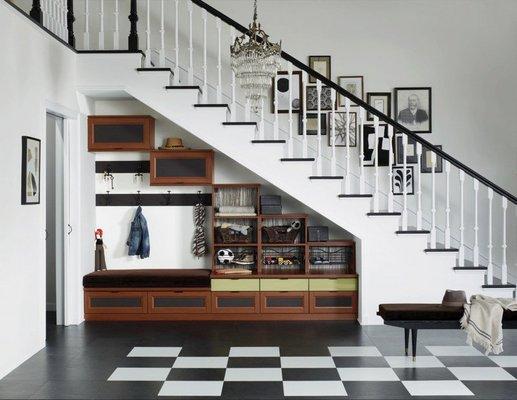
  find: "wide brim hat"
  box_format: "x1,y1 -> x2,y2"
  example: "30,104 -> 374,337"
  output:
442,289 -> 467,307
159,137 -> 188,150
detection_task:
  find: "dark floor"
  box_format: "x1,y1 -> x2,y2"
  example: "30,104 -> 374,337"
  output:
2,315 -> 517,399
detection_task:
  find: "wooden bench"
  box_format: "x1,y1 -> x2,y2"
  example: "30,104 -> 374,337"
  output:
377,303 -> 517,360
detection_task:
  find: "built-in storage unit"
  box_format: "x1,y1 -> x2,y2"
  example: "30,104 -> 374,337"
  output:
88,115 -> 155,151
150,150 -> 214,185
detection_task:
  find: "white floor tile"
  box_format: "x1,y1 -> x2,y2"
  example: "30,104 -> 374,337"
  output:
402,380 -> 474,396
224,368 -> 282,381
426,346 -> 482,356
489,355 -> 517,367
337,367 -> 399,381
283,381 -> 347,397
172,357 -> 228,369
158,381 -> 224,397
328,346 -> 382,357
127,347 -> 182,358
108,367 -> 171,381
448,367 -> 516,381
229,347 -> 280,357
281,356 -> 335,368
384,356 -> 445,368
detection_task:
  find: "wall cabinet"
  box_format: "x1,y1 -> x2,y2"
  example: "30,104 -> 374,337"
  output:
150,150 -> 214,185
88,115 -> 155,151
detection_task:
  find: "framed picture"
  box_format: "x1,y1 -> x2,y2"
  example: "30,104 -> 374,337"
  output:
300,113 -> 327,135
337,76 -> 364,107
366,92 -> 391,121
21,136 -> 41,205
392,166 -> 415,195
328,111 -> 357,147
306,85 -> 333,111
308,55 -> 331,84
394,87 -> 432,133
421,145 -> 443,173
272,71 -> 302,114
395,134 -> 418,164
362,124 -> 394,167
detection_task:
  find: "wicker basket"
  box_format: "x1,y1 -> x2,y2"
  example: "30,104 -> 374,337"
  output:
215,227 -> 253,244
262,226 -> 300,244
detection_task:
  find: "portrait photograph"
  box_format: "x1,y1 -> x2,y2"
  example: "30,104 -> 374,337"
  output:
300,113 -> 327,135
272,71 -> 302,114
306,85 -> 333,111
328,111 -> 357,147
394,87 -> 432,133
367,92 -> 391,121
308,55 -> 331,84
338,76 -> 364,107
21,136 -> 41,205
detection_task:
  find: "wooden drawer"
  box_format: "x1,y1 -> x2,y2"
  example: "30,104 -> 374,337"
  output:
84,290 -> 147,314
148,291 -> 211,314
309,291 -> 357,314
309,278 -> 357,291
211,278 -> 260,292
88,115 -> 154,151
260,292 -> 308,314
150,150 -> 214,185
260,278 -> 308,291
211,292 -> 259,314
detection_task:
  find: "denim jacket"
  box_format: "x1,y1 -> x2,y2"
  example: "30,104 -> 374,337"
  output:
127,206 -> 150,259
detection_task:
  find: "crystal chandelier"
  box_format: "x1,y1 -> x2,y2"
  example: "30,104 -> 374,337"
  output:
231,0 -> 282,114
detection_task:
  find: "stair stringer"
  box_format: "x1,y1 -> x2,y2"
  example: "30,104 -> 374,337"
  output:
76,54 -> 486,324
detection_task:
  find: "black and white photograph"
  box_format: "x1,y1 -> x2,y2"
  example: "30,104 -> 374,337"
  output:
421,145 -> 443,173
306,85 -> 333,111
338,76 -> 364,107
362,124 -> 394,167
308,55 -> 331,84
394,87 -> 432,133
395,134 -> 419,164
300,113 -> 327,135
21,136 -> 41,205
328,111 -> 357,147
367,92 -> 391,121
392,166 -> 415,195
272,71 -> 302,114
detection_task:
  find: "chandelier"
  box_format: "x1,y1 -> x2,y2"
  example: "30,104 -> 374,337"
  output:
231,0 -> 282,114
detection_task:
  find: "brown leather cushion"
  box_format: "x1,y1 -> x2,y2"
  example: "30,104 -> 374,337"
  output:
83,269 -> 211,288
378,303 -> 517,321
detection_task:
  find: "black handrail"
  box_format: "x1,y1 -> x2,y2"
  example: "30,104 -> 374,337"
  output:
192,0 -> 516,204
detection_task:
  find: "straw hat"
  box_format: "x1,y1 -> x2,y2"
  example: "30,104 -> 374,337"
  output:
159,137 -> 187,150
441,290 -> 467,307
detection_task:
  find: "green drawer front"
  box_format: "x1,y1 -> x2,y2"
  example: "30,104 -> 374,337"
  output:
309,278 -> 357,292
260,279 -> 309,291
211,279 -> 260,292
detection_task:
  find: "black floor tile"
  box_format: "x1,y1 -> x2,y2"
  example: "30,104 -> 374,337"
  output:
280,346 -> 331,356
167,368 -> 226,381
437,356 -> 498,367
119,357 -> 176,368
0,380 -> 45,399
503,367 -> 517,379
227,357 -> 281,368
178,345 -> 230,357
333,356 -> 389,368
343,381 -> 411,399
282,368 -> 341,381
393,367 -> 458,381
463,380 -> 517,399
221,381 -> 284,399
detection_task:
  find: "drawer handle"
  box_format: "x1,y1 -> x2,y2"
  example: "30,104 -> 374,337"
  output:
173,291 -> 184,294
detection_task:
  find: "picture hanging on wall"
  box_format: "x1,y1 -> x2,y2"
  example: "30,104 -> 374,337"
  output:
366,92 -> 391,121
21,135 -> 41,205
394,87 -> 432,133
395,134 -> 419,164
272,71 -> 302,114
300,113 -> 327,135
337,76 -> 364,107
392,166 -> 415,195
328,111 -> 357,147
421,145 -> 443,173
362,124 -> 394,167
308,55 -> 331,84
306,85 -> 333,111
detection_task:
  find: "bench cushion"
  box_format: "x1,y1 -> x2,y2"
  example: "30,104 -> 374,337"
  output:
83,269 -> 211,289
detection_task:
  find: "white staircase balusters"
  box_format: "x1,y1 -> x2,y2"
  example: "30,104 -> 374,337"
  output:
113,0 -> 119,50
387,127 -> 394,214
401,134 -> 408,229
187,1 -> 194,84
316,80 -> 323,176
41,0 -> 47,33
458,170 -> 465,266
201,9 -> 208,103
501,197 -> 508,285
173,0 -> 180,84
229,27 -> 236,120
445,160 -> 451,248
358,107 -> 365,194
287,64 -> 294,157
416,142 -> 423,230
83,0 -> 89,49
344,98 -> 351,194
301,71 -> 308,157
144,0 -> 151,67
473,179 -> 480,266
373,116 -> 380,212
159,0 -> 165,67
330,89 -> 337,176
98,0 -> 105,50
216,18 -> 222,103
430,151 -> 437,248
487,188 -> 494,285
273,72 -> 279,140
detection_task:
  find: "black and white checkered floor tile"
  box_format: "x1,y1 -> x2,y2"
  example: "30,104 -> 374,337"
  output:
107,345 -> 517,398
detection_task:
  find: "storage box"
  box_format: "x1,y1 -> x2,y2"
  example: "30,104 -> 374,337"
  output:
260,195 -> 282,215
307,226 -> 329,242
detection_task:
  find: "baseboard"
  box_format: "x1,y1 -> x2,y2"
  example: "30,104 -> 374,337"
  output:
0,340 -> 45,380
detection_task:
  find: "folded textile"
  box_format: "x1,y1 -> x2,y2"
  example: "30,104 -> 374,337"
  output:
215,213 -> 257,217
220,223 -> 250,235
461,294 -> 517,355
218,205 -> 256,214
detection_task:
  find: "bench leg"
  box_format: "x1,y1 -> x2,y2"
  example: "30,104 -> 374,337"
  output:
411,328 -> 418,361
404,328 -> 409,356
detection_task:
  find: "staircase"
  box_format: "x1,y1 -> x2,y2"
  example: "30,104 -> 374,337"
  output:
12,0 -> 517,324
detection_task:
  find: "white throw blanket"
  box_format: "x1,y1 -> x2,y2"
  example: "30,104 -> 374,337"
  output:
461,294 -> 517,355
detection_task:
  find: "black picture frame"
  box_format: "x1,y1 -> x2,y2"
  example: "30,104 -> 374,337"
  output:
306,85 -> 333,111
394,87 -> 432,133
299,113 -> 327,135
392,166 -> 415,195
362,124 -> 395,167
421,145 -> 443,173
271,71 -> 303,114
21,135 -> 41,205
308,55 -> 331,84
366,92 -> 391,121
395,134 -> 418,165
328,111 -> 357,147
338,76 -> 364,107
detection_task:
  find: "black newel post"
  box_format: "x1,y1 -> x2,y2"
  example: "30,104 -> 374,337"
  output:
29,0 -> 42,23
128,0 -> 139,51
67,0 -> 75,47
